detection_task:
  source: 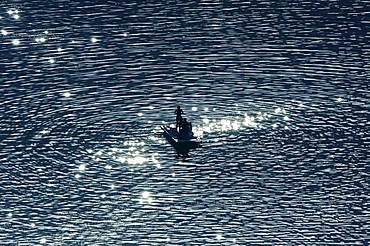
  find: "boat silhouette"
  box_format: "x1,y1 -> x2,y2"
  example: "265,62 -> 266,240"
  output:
161,125 -> 201,156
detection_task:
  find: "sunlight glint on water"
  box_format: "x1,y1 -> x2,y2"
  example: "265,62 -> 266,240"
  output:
1,0 -> 369,244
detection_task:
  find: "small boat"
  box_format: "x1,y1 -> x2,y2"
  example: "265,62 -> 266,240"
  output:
161,125 -> 201,156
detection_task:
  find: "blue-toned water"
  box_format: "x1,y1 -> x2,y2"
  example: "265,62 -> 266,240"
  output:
1,0 -> 369,245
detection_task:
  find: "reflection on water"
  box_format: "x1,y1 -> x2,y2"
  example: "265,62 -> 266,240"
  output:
1,0 -> 369,245
86,140 -> 160,170
199,114 -> 259,134
195,106 -> 291,139
139,191 -> 153,204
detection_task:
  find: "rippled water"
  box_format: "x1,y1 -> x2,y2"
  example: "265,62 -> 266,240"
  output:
1,0 -> 370,245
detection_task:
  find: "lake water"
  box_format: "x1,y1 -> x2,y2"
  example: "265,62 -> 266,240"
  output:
1,0 -> 369,245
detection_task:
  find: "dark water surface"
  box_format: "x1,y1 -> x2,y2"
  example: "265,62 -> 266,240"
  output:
1,0 -> 370,245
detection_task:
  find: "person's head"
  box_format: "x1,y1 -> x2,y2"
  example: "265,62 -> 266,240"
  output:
183,118 -> 187,122
177,106 -> 181,109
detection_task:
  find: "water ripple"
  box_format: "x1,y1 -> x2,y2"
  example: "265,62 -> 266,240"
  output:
1,0 -> 370,245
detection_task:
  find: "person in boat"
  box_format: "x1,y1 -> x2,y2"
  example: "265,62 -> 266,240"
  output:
179,118 -> 192,140
174,106 -> 184,127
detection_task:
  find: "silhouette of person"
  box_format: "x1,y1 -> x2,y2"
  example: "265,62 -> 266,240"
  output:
180,118 -> 192,139
174,106 -> 184,127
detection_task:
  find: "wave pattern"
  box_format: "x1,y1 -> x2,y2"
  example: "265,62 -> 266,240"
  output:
1,0 -> 370,245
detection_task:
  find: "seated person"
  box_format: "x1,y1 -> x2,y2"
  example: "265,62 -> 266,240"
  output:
179,118 -> 192,140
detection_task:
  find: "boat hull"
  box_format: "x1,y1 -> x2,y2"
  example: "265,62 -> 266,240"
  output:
161,126 -> 201,154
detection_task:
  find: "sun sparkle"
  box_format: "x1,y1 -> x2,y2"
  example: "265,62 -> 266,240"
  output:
142,191 -> 150,199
